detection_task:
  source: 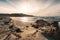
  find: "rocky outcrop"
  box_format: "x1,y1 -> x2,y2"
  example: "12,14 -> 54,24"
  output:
31,19 -> 60,40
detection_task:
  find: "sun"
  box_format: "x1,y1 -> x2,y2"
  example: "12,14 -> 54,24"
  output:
21,5 -> 31,13
17,2 -> 40,14
19,4 -> 32,13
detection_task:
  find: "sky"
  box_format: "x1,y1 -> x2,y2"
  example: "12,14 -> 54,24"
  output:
0,0 -> 60,16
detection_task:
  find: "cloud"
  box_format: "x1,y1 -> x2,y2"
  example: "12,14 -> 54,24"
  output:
0,0 -> 20,4
0,0 -> 7,2
53,0 -> 60,4
36,0 -> 60,4
0,0 -> 20,2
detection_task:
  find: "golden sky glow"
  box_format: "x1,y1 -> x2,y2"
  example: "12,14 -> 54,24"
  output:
0,0 -> 60,16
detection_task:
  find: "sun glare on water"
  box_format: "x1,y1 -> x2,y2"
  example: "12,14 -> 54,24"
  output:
20,17 -> 28,22
11,17 -> 29,22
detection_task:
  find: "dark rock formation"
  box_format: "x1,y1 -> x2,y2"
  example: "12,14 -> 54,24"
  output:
31,19 -> 60,40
